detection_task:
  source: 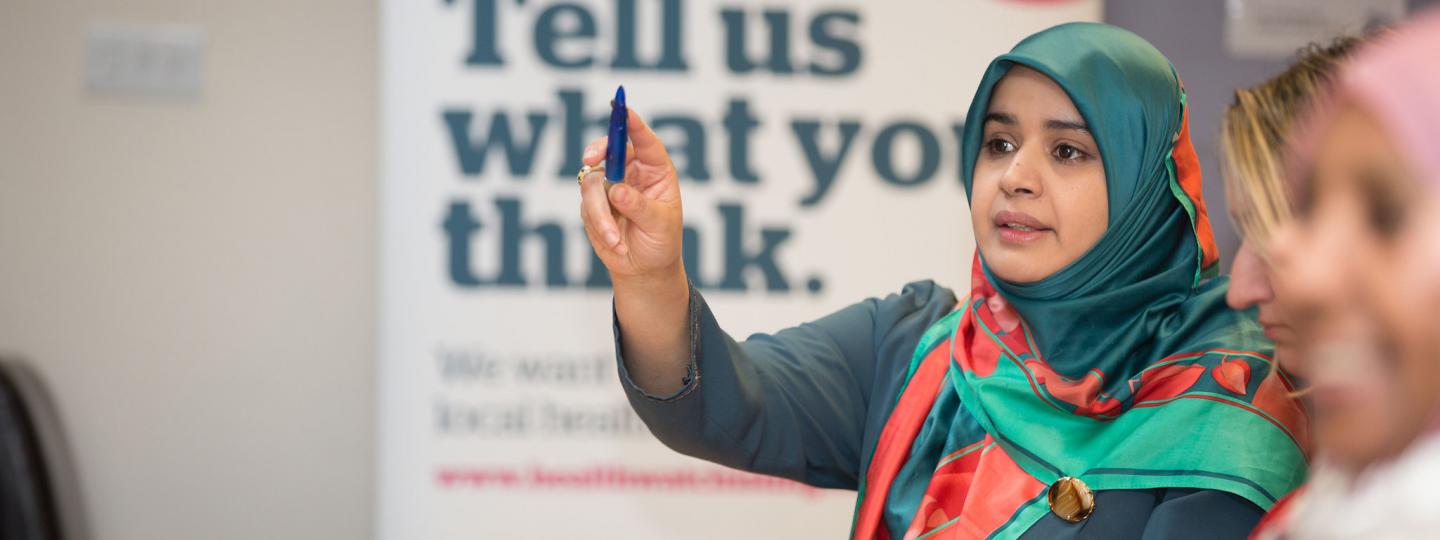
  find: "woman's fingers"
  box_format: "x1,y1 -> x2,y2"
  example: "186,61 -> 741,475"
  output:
583,138 -> 606,166
582,138 -> 639,168
626,108 -> 670,168
580,171 -> 623,253
582,108 -> 676,237
608,183 -> 665,235
577,109 -> 683,277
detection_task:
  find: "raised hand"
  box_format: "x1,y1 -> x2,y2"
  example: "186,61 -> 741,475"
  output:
579,108 -> 685,284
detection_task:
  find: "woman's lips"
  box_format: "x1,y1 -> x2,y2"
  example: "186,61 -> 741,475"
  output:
994,210 -> 1052,244
1256,307 -> 1292,343
1262,323 -> 1292,342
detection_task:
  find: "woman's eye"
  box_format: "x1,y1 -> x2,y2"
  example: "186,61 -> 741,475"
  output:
1053,143 -> 1086,162
986,138 -> 1015,155
1368,201 -> 1405,237
1343,167 -> 1413,239
1364,174 -> 1409,238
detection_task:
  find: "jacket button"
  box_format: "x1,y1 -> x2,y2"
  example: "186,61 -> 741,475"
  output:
1048,476 -> 1095,523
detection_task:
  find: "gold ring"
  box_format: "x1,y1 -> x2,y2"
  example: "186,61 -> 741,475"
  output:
578,164 -> 605,185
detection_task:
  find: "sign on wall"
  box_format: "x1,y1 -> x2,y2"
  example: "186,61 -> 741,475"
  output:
379,1 -> 1101,538
1226,0 -> 1405,59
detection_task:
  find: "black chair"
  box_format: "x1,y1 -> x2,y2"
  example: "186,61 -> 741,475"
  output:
0,357 -> 89,540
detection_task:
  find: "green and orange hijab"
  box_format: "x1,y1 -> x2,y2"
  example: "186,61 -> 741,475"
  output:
852,23 -> 1308,539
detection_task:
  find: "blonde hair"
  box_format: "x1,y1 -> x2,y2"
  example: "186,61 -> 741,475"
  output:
1222,37 -> 1363,249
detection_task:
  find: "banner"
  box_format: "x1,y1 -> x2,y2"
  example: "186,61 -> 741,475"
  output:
380,1 -> 1101,538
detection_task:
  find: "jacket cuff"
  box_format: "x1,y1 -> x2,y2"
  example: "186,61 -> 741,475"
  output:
612,280 -> 702,402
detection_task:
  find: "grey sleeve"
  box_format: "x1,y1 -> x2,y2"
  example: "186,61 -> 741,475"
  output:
614,280 -> 957,490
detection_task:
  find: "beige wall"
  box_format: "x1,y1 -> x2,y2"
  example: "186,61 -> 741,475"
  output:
0,1 -> 376,539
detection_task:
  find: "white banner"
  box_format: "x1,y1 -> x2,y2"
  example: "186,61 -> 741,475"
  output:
380,1 -> 1101,538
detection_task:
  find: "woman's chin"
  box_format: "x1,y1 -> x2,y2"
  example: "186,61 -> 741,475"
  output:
983,254 -> 1060,284
1272,344 -> 1303,377
979,244 -> 1071,285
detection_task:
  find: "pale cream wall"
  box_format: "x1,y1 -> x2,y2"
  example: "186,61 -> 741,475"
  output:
0,1 -> 376,539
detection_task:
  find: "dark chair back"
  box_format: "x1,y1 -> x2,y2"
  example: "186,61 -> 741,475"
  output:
0,358 -> 90,540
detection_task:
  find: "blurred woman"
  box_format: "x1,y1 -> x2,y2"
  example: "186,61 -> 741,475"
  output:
1218,36 -> 1364,540
1222,37 -> 1362,374
1256,10 -> 1440,538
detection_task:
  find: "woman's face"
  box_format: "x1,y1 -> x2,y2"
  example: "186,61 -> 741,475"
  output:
971,66 -> 1108,284
1226,240 -> 1301,373
1271,102 -> 1440,470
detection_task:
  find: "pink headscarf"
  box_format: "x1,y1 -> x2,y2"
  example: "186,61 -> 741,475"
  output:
1300,9 -> 1440,185
1343,9 -> 1440,184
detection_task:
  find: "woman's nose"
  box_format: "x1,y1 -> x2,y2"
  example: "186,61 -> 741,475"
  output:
999,151 -> 1043,197
1227,242 -> 1275,310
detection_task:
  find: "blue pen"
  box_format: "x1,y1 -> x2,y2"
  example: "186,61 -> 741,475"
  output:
605,85 -> 627,182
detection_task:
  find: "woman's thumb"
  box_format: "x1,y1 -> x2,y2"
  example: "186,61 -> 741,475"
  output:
609,184 -> 667,233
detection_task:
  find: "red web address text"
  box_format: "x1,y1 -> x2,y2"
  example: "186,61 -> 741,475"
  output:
436,463 -> 828,498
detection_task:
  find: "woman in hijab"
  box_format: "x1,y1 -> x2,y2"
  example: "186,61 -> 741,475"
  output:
1251,10 -> 1440,538
578,22 -> 1307,538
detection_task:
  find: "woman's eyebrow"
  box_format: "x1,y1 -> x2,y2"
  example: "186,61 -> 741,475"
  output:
1045,119 -> 1090,133
983,112 -> 1017,125
983,112 -> 1089,134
